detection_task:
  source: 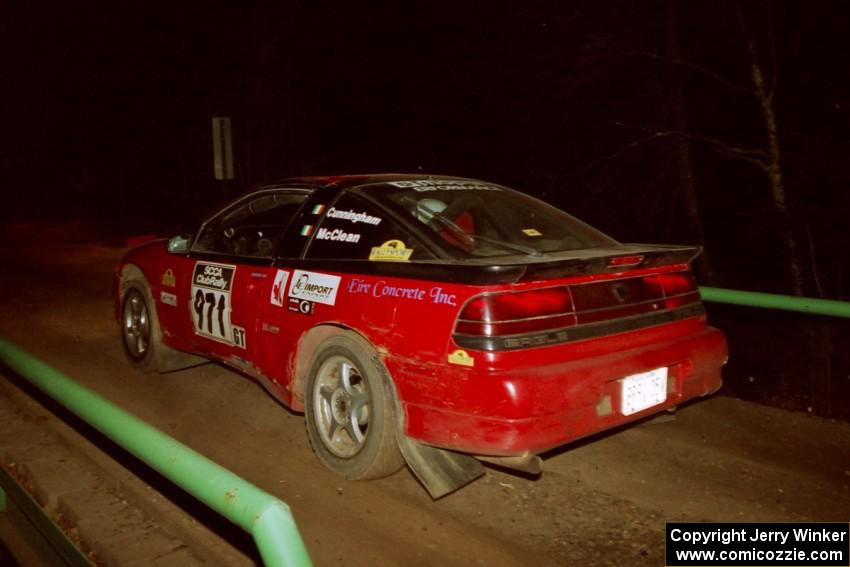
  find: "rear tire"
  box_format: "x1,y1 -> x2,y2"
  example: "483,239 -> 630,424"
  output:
304,332 -> 405,480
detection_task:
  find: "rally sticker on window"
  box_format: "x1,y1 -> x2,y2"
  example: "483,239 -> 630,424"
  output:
369,240 -> 413,262
270,269 -> 289,306
191,262 -> 239,345
522,228 -> 542,237
288,270 -> 341,306
315,227 -> 361,243
311,204 -> 326,215
325,207 -> 382,225
301,225 -> 314,236
388,180 -> 501,192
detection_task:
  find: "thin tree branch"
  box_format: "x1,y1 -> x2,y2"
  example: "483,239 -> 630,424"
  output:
691,134 -> 769,160
611,121 -> 769,160
711,146 -> 772,174
564,114 -> 777,183
578,131 -> 675,173
635,51 -> 756,96
573,123 -> 772,181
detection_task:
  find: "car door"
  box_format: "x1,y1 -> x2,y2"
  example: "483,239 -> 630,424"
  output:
185,189 -> 312,363
245,187 -> 442,394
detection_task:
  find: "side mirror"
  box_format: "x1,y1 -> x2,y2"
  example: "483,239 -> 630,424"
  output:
167,234 -> 191,254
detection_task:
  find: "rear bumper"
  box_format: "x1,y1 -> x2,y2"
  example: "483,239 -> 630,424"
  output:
399,325 -> 726,456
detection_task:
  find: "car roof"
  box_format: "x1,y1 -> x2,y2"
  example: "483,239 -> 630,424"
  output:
260,173 -> 484,191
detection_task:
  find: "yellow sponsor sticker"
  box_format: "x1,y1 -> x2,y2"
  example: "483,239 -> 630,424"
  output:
161,268 -> 176,287
522,228 -> 542,237
369,239 -> 413,262
447,349 -> 475,367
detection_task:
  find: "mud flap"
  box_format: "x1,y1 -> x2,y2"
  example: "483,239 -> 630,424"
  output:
396,434 -> 485,499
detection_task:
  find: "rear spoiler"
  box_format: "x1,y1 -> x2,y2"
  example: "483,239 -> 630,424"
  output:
290,244 -> 701,286
517,244 -> 702,282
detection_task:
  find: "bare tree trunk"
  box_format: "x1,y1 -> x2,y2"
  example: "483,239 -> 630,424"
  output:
734,2 -> 806,295
666,0 -> 716,284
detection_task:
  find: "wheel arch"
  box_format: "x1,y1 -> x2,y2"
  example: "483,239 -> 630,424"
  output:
291,323 -> 393,412
118,266 -> 162,372
119,263 -> 148,294
114,263 -> 144,319
118,262 -> 205,372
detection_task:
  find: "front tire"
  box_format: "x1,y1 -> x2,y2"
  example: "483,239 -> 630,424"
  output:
120,282 -> 161,372
304,332 -> 404,480
120,278 -> 205,373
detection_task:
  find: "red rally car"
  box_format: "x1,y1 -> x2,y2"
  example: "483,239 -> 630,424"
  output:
115,174 -> 727,497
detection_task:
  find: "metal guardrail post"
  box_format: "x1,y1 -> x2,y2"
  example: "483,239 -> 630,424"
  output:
0,466 -> 94,566
699,287 -> 850,319
0,338 -> 312,567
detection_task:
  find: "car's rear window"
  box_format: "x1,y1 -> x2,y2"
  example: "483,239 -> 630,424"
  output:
355,180 -> 618,258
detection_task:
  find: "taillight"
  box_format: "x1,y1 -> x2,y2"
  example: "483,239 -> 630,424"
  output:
454,270 -> 703,350
644,272 -> 699,309
653,272 -> 697,294
455,287 -> 576,337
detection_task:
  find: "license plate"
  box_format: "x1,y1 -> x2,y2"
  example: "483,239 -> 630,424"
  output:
619,367 -> 668,416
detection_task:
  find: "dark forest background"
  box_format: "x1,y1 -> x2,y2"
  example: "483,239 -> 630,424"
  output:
3,1 -> 849,418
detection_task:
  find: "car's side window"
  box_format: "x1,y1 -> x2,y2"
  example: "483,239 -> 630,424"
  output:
303,193 -> 436,261
193,191 -> 309,258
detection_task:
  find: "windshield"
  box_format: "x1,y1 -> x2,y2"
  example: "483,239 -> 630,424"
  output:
355,180 -> 618,258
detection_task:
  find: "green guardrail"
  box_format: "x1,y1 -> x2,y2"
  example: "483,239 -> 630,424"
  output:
699,287 -> 850,319
0,338 -> 312,567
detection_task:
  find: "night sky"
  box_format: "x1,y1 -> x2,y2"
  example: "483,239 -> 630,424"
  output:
4,1 -> 850,297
